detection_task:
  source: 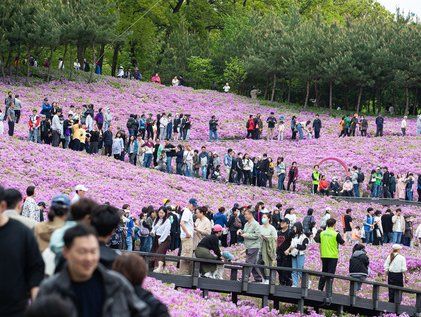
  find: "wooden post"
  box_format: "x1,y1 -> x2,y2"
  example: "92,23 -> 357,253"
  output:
337,305 -> 344,316
415,293 -> 421,316
262,296 -> 268,308
202,289 -> 208,298
230,267 -> 238,281
394,290 -> 402,313
325,278 -> 333,304
297,299 -> 304,314
301,272 -> 309,298
372,285 -> 379,311
232,293 -> 238,304
274,300 -> 280,310
349,280 -> 356,307
269,269 -> 276,295
192,261 -> 200,288
242,266 -> 250,292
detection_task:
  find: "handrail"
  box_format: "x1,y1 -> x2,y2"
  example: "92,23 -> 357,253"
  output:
133,251 -> 421,295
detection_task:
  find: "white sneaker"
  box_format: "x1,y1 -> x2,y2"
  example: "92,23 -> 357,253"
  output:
262,279 -> 269,284
153,267 -> 162,273
204,272 -> 213,278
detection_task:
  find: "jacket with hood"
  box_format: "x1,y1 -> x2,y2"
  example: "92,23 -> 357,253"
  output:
37,264 -> 149,317
349,249 -> 369,276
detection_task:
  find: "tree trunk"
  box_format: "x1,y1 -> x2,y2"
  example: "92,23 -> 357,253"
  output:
404,86 -> 409,115
47,48 -> 54,82
111,43 -> 120,77
98,44 -> 105,74
375,87 -> 381,114
6,48 -> 12,76
304,80 -> 310,108
263,76 -> 269,100
356,86 -> 363,114
25,47 -> 31,84
414,87 -> 419,115
314,80 -> 319,107
77,44 -> 84,67
270,73 -> 276,102
287,79 -> 291,103
88,45 -> 96,83
329,80 -> 333,113
68,48 -> 74,81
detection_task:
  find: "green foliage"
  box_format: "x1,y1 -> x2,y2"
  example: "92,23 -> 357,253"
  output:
223,57 -> 247,93
187,56 -> 216,90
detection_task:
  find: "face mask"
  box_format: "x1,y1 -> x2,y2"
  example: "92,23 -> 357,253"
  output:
261,218 -> 268,225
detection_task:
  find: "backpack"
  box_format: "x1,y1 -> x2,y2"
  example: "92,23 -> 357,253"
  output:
303,215 -> 314,234
357,172 -> 365,183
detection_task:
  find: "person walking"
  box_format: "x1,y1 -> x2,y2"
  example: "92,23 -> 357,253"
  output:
238,209 -> 263,283
259,213 -> 277,283
392,209 -> 405,244
287,162 -> 298,191
14,94 -> 22,123
179,198 -> 196,275
384,244 -> 407,303
313,114 -> 322,139
7,103 -> 15,136
375,113 -> 384,137
315,218 -> 345,291
401,116 -> 407,136
209,115 -> 219,141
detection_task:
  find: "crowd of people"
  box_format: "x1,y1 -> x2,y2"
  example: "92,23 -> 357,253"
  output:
0,183 -> 419,317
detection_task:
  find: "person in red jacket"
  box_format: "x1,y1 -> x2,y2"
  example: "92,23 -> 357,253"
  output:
287,162 -> 299,191
246,115 -> 255,138
151,73 -> 161,84
28,109 -> 41,143
318,175 -> 330,195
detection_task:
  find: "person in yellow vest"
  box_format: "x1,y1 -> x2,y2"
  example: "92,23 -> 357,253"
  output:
314,218 -> 345,291
311,165 -> 320,194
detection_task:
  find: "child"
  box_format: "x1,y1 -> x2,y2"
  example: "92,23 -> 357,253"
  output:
352,225 -> 362,243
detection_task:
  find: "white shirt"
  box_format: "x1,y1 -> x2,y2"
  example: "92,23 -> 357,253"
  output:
392,215 -> 405,233
160,116 -> 168,128
51,114 -> 61,131
384,253 -> 407,273
223,85 -> 230,93
86,115 -> 94,131
180,207 -> 194,239
172,78 -> 179,86
152,218 -> 172,244
401,119 -> 407,129
71,193 -> 80,205
285,213 -> 297,225
415,224 -> 421,239
21,197 -> 40,222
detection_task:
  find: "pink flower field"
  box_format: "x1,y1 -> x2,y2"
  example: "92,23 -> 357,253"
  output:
0,78 -> 420,316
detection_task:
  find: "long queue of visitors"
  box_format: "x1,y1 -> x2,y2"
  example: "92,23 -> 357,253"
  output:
2,94 -> 420,201
0,183 -> 419,317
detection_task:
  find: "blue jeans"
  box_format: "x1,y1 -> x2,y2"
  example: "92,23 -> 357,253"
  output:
353,184 -> 359,197
383,232 -> 393,243
371,184 -> 380,197
277,174 -> 285,190
209,130 -> 218,141
143,153 -> 152,168
166,124 -> 172,140
406,189 -> 413,201
29,129 -> 40,143
365,230 -> 373,244
166,156 -> 173,173
176,162 -> 183,175
140,236 -> 153,252
64,135 -> 71,149
393,232 -> 402,244
126,235 -> 133,251
292,254 -> 305,287
185,162 -> 192,177
201,166 -> 207,180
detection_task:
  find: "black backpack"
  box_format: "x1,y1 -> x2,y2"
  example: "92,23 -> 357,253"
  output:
357,172 -> 365,183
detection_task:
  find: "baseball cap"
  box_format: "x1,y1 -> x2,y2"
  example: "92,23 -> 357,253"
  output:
213,224 -> 223,233
51,194 -> 71,208
392,244 -> 402,250
75,184 -> 88,192
188,198 -> 198,207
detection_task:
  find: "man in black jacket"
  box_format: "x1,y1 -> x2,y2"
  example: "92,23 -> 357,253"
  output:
312,114 -> 322,139
258,154 -> 270,187
382,167 -> 391,198
381,209 -> 394,243
103,126 -> 113,156
37,224 -> 149,317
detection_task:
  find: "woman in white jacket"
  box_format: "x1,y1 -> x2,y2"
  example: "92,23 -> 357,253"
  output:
384,244 -> 407,303
151,208 -> 172,273
112,132 -> 124,160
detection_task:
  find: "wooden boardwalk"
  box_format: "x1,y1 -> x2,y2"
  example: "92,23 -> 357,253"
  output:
137,252 -> 421,316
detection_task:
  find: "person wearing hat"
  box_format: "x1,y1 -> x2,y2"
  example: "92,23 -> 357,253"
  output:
71,184 -> 88,205
195,224 -> 224,278
179,198 -> 197,274
314,218 -> 345,292
277,217 -> 293,286
34,194 -> 70,253
40,97 -> 52,119
329,176 -> 340,196
384,244 -> 407,303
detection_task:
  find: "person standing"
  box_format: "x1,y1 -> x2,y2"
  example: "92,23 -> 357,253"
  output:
13,94 -> 22,123
223,83 -> 230,93
351,166 -> 360,197
213,207 -> 228,247
363,208 -> 375,244
179,198 -> 196,275
381,209 -> 394,243
51,108 -> 62,147
3,188 -> 37,229
37,224 -> 149,316
392,209 -> 405,244
246,115 -> 255,139
28,109 -> 41,143
311,165 -> 320,194
287,162 -> 298,192
375,113 -> 384,137
315,218 -> 345,291
193,207 -> 212,251
238,209 -> 263,282
417,115 -> 421,136
259,213 -> 277,283
0,186 -> 45,317
266,112 -> 277,140
209,115 -> 219,141
21,185 -> 40,222
349,244 -> 369,292
313,114 -> 322,139
384,244 -> 407,303
359,115 -> 368,136
227,208 -> 243,246
286,222 -> 309,288
401,116 -> 407,136
0,109 -> 4,134
150,208 -> 172,273
276,218 -> 293,286
343,209 -> 353,243
382,167 -> 391,198
7,103 -> 15,136
275,157 -> 286,191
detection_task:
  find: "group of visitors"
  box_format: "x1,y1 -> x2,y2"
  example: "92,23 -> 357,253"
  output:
245,113 -> 323,141
4,182 -> 418,311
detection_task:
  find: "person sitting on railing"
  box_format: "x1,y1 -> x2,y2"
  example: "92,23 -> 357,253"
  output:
195,225 -> 224,279
113,253 -> 170,317
384,244 -> 407,303
349,243 -> 369,293
314,218 -> 345,292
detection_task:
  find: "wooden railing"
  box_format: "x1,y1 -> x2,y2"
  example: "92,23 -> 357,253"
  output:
134,252 -> 421,317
